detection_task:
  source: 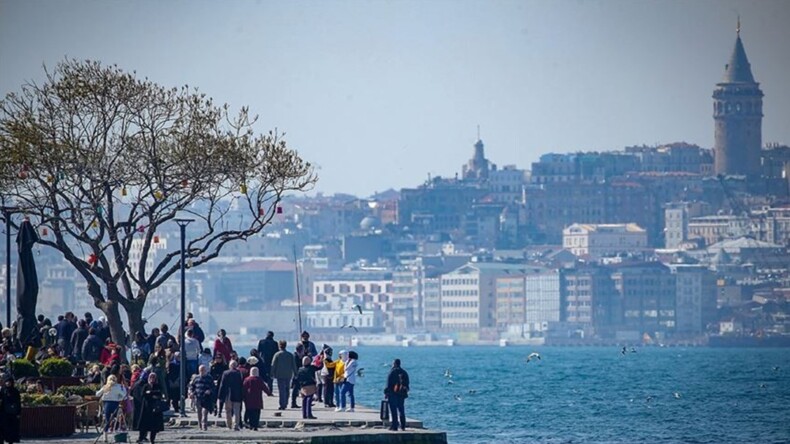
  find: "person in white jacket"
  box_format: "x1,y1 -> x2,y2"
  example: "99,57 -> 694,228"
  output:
340,350 -> 359,412
96,374 -> 128,433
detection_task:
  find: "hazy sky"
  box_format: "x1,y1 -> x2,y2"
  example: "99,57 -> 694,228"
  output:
2,0 -> 789,197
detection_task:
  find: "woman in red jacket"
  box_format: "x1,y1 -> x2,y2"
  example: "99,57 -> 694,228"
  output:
242,367 -> 272,431
213,329 -> 233,362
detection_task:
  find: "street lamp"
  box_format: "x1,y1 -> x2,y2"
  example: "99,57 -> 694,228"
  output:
174,218 -> 193,418
1,206 -> 14,328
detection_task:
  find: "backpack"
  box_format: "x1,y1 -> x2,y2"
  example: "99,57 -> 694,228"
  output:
393,371 -> 409,397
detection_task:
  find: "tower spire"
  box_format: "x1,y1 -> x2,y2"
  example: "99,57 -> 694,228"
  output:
737,15 -> 741,35
476,124 -> 480,141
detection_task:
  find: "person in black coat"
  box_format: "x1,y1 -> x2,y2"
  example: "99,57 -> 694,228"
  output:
384,358 -> 410,431
70,320 -> 89,361
0,375 -> 22,444
82,328 -> 103,362
218,360 -> 244,431
256,331 -> 278,387
135,373 -> 164,444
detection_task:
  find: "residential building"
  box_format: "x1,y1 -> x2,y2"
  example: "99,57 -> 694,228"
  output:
669,264 -> 717,334
563,223 -> 648,258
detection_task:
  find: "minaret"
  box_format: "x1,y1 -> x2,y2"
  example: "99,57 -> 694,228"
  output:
713,18 -> 763,177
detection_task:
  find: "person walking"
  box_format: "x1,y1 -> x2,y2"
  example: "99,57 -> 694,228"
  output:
183,329 -> 202,377
270,340 -> 296,410
340,350 -> 359,412
295,355 -> 322,419
290,343 -> 306,408
243,367 -> 272,430
384,358 -> 410,431
96,375 -> 127,437
0,375 -> 21,444
190,365 -> 216,431
256,331 -> 278,388
218,360 -> 244,430
136,373 -> 165,444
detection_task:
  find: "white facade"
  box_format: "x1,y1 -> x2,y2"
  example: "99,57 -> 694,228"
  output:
312,271 -> 393,328
524,271 -> 561,331
488,165 -> 527,204
563,223 -> 648,258
440,263 -> 533,331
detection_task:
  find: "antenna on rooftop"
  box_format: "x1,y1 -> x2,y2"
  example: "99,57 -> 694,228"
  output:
737,15 -> 741,35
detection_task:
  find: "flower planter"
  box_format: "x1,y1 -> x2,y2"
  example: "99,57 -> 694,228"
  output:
20,405 -> 76,438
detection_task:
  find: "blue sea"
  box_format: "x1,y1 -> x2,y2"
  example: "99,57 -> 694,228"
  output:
347,346 -> 790,444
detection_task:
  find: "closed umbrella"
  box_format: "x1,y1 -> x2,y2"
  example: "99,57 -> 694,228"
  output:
15,219 -> 39,348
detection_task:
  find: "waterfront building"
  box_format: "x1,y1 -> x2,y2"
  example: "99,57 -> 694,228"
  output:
563,223 -> 648,258
713,22 -> 763,178
610,262 -> 677,337
440,262 -> 537,334
312,269 -> 395,330
561,266 -> 619,336
669,264 -> 718,335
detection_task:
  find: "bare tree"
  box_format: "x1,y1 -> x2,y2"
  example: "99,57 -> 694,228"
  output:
0,60 -> 317,345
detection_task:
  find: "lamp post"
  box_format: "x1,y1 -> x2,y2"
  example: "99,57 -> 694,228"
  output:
1,206 -> 13,328
174,218 -> 193,418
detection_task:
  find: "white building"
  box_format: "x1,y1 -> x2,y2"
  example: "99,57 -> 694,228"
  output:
312,270 -> 394,329
563,223 -> 648,258
440,262 -> 534,333
524,270 -> 562,332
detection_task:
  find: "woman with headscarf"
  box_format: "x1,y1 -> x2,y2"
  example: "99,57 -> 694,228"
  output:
296,355 -> 323,420
242,366 -> 272,430
96,374 -> 127,435
136,373 -> 165,444
0,375 -> 22,444
209,353 -> 228,417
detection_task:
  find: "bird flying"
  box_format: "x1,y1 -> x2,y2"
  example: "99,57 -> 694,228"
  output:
356,368 -> 365,377
444,369 -> 453,378
527,352 -> 541,362
621,346 -> 627,355
352,304 -> 363,314
673,392 -> 681,399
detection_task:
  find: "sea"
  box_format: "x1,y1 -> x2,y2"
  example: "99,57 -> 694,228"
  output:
345,346 -> 790,444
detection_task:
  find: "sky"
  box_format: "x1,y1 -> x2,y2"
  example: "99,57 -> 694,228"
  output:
1,0 -> 789,197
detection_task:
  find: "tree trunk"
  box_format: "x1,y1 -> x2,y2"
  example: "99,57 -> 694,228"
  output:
99,299 -> 127,350
125,299 -> 147,339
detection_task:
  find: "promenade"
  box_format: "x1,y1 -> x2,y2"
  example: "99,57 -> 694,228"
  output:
21,394 -> 446,444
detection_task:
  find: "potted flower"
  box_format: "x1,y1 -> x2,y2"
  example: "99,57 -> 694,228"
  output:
37,358 -> 81,392
20,393 -> 76,437
9,358 -> 39,379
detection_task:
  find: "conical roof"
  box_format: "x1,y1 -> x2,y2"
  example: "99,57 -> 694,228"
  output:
722,34 -> 755,83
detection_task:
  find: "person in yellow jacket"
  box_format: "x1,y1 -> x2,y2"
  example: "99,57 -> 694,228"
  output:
332,350 -> 347,411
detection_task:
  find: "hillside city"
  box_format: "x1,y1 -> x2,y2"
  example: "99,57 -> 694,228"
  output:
2,29 -> 789,348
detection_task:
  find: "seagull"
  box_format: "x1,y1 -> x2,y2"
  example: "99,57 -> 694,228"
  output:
772,366 -> 780,372
443,369 -> 453,378
356,368 -> 365,378
352,304 -> 363,314
447,380 -> 454,385
673,392 -> 681,399
630,347 -> 637,353
759,383 -> 767,389
646,395 -> 654,403
340,324 -> 359,332
453,395 -> 462,401
527,352 -> 541,363
467,389 -> 477,395
621,346 -> 627,355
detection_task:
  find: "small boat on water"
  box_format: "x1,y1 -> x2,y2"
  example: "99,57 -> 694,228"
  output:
499,338 -> 509,347
446,339 -> 455,347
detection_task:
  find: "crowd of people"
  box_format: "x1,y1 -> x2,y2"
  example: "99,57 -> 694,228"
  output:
0,310 -> 412,441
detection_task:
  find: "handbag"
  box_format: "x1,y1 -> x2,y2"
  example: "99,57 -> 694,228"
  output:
299,385 -> 317,397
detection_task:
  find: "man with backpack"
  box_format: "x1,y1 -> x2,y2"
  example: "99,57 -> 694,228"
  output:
384,358 -> 410,431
